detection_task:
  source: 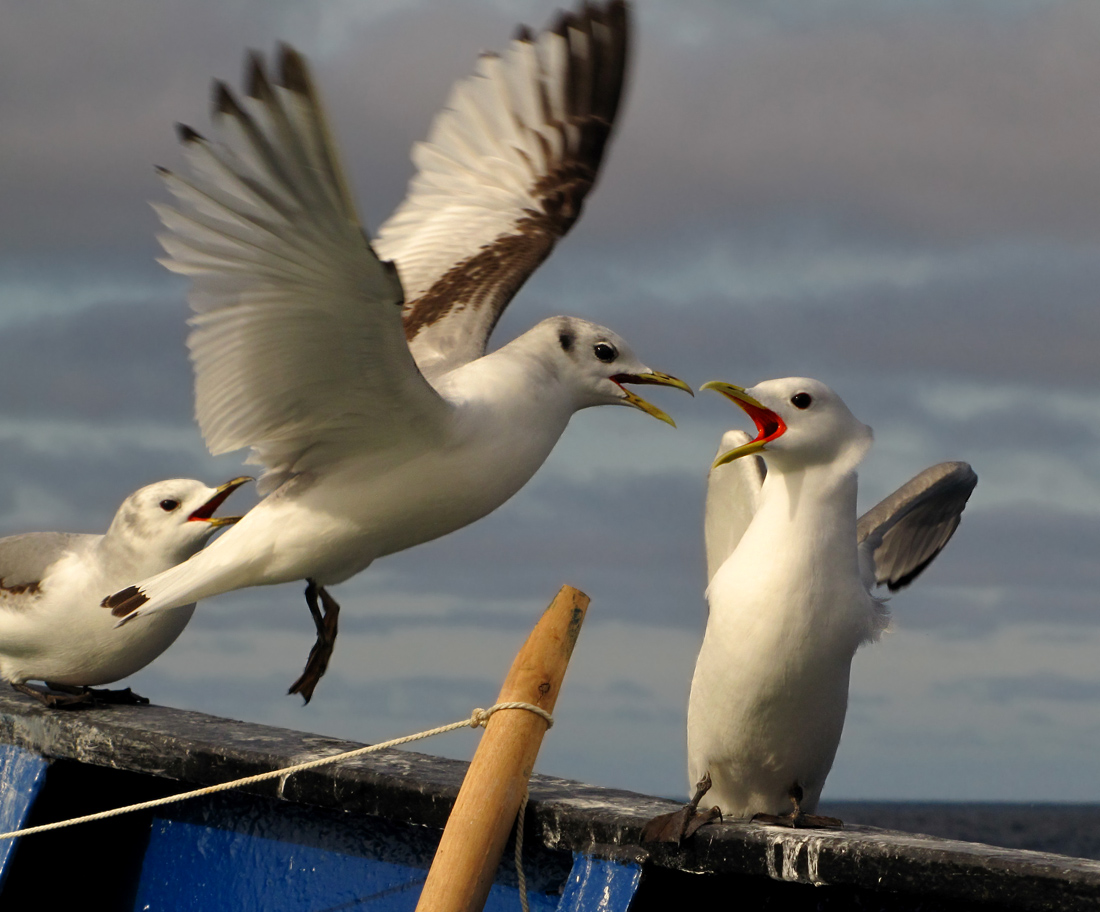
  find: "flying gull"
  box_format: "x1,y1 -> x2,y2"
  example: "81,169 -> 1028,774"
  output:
104,1 -> 691,702
645,377 -> 975,840
2,477 -> 249,707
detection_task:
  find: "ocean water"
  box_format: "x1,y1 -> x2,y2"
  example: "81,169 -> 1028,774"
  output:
818,802 -> 1100,861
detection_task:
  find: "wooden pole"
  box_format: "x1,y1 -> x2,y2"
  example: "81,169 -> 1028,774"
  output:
414,584 -> 589,912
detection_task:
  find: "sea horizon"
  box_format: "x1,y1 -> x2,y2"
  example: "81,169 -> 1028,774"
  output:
818,800 -> 1100,861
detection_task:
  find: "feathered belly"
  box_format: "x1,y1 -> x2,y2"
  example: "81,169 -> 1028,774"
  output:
259,438 -> 549,585
0,594 -> 195,686
687,582 -> 867,817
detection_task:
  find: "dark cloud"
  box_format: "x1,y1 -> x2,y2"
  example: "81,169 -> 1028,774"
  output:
0,299 -> 192,421
5,0 -> 1100,801
0,0 -> 577,271
934,673 -> 1100,704
0,432 -> 248,536
601,1 -> 1100,244
899,508 -> 1100,592
536,253 -> 1100,391
368,471 -> 706,628
8,1 -> 1100,280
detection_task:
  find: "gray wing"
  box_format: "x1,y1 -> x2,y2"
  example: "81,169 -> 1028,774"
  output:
704,430 -> 766,585
374,0 -> 629,379
0,532 -> 94,593
857,462 -> 977,592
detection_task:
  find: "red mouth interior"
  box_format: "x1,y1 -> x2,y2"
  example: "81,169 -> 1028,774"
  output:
739,400 -> 787,445
188,484 -> 239,521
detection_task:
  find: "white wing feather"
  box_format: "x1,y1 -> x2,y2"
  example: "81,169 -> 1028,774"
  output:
155,49 -> 451,492
704,430 -> 766,586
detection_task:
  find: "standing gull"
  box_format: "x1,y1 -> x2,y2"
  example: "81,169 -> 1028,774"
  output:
647,377 -> 975,839
104,1 -> 691,702
1,477 -> 249,707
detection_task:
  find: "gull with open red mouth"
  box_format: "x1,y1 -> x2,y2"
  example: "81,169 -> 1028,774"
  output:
0,477 -> 251,707
101,1 -> 693,702
647,377 -> 975,838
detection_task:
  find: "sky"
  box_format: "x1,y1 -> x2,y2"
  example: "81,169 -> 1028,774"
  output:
4,0 -> 1100,804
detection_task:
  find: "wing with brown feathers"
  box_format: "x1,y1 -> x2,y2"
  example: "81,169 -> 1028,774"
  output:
374,0 -> 630,379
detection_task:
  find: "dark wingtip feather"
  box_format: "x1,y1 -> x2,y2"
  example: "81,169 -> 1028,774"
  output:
175,123 -> 203,144
513,23 -> 533,42
212,80 -> 244,119
278,44 -> 310,95
245,50 -> 268,100
103,587 -> 149,618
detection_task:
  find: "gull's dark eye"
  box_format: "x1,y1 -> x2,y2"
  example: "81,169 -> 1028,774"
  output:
594,342 -> 618,363
159,499 -> 180,513
791,392 -> 813,410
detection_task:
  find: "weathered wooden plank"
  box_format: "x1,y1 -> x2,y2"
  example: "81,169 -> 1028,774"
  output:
0,689 -> 1097,910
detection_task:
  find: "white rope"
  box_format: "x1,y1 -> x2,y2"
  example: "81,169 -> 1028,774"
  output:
515,787 -> 531,912
0,700 -> 553,842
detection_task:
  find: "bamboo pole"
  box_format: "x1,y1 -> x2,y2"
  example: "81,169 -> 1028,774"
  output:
414,584 -> 590,912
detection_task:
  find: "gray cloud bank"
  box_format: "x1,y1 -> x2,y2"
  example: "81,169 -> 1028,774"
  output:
4,0 -> 1100,801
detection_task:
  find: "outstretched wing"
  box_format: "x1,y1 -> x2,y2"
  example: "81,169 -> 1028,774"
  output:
374,0 -> 630,379
155,47 -> 452,492
857,461 -> 978,592
704,430 -> 767,586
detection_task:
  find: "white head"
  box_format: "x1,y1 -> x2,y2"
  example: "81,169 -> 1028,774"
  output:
104,477 -> 252,564
704,377 -> 873,473
529,316 -> 692,424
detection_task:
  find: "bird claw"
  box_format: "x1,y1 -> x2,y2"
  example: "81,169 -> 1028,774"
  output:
21,682 -> 152,707
12,682 -> 91,708
751,784 -> 843,829
640,772 -> 722,844
287,581 -> 340,704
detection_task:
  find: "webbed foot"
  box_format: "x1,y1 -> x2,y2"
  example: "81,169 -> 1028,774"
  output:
12,682 -> 92,708
287,580 -> 340,704
641,772 -> 722,844
752,784 -> 842,829
82,686 -> 150,705
18,682 -> 152,707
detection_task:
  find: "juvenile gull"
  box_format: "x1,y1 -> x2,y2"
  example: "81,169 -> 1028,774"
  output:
104,1 -> 691,702
1,477 -> 249,707
649,378 -> 975,838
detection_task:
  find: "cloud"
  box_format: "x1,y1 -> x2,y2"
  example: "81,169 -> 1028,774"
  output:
935,672 -> 1100,704
597,1 -> 1100,244
5,0 -> 1100,803
9,1 -> 1100,286
0,299 -> 192,421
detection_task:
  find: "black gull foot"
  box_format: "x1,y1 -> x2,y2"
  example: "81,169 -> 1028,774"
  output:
287,580 -> 340,704
752,784 -> 843,829
641,771 -> 722,844
12,682 -> 93,708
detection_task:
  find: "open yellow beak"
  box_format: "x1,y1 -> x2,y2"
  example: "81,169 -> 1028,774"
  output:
611,371 -> 693,427
701,381 -> 786,467
187,476 -> 254,526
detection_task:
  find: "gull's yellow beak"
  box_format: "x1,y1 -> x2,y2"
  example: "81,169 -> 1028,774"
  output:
611,371 -> 694,427
188,476 -> 254,527
701,381 -> 787,467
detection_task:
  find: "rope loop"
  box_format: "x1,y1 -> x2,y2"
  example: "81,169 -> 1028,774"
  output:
469,702 -> 553,730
